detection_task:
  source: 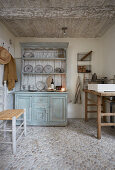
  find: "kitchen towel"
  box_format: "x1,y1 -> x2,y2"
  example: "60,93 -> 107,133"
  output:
74,76 -> 82,104
4,55 -> 18,90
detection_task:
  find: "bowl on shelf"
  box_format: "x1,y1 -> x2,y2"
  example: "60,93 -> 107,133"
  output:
23,52 -> 34,58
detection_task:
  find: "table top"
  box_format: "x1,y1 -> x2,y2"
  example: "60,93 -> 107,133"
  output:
84,89 -> 115,97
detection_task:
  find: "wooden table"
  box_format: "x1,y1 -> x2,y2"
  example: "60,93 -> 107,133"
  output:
84,89 -> 115,139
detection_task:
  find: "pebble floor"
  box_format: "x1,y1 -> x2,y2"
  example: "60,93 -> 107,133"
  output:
0,119 -> 115,170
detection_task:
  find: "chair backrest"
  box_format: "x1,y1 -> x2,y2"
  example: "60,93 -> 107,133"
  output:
0,81 -> 7,111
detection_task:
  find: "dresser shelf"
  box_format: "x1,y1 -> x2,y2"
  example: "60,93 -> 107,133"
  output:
22,72 -> 66,75
22,57 -> 66,60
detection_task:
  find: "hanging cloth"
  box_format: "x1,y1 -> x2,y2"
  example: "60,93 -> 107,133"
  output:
3,55 -> 18,90
74,76 -> 82,104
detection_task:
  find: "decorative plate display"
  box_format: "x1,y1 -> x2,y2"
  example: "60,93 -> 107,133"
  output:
36,81 -> 46,91
23,52 -> 34,58
24,65 -> 33,73
34,65 -> 43,73
43,65 -> 53,73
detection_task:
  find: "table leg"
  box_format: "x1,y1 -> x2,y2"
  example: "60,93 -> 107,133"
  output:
102,97 -> 106,122
12,116 -> 16,154
110,103 -> 114,128
97,96 -> 101,139
85,92 -> 88,121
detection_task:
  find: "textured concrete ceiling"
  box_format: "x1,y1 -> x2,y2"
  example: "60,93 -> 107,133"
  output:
0,0 -> 115,38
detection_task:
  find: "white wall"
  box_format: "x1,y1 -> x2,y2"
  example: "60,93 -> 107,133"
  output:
0,22 -> 15,86
101,24 -> 115,79
0,22 -> 15,110
15,37 -> 103,118
101,24 -> 115,122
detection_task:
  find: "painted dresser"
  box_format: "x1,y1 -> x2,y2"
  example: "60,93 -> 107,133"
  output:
15,91 -> 68,126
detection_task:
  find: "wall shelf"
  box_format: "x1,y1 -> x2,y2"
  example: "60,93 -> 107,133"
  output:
77,52 -> 92,74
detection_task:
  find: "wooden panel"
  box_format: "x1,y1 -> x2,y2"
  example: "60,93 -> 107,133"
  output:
49,97 -> 65,122
32,97 -> 48,103
31,108 -> 47,123
16,96 -> 31,124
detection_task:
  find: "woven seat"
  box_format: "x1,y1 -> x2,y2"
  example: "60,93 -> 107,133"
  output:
0,109 -> 24,120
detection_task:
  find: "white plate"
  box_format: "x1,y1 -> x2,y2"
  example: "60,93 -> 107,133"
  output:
24,65 -> 33,73
36,81 -> 46,91
34,65 -> 43,73
44,65 -> 53,73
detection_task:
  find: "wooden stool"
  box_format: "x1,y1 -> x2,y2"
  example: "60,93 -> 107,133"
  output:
0,109 -> 26,154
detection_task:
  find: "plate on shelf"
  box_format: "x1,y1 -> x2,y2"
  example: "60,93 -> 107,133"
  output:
34,65 -> 43,73
36,81 -> 46,91
24,65 -> 33,73
23,52 -> 34,58
44,65 -> 53,73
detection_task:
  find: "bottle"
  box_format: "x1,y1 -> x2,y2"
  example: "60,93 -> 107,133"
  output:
51,79 -> 54,89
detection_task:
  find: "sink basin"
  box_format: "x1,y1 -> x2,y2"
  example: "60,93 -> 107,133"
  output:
88,84 -> 115,92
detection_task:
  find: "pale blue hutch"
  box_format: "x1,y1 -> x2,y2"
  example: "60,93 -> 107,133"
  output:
15,42 -> 68,126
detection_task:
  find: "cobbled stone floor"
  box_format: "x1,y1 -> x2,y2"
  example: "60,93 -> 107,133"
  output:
0,119 -> 115,170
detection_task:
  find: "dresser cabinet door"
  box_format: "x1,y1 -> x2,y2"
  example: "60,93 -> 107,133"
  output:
16,96 -> 31,124
31,96 -> 48,125
31,107 -> 47,124
49,97 -> 66,122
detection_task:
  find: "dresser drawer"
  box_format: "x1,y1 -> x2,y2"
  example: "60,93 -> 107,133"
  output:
32,102 -> 48,109
32,97 -> 48,103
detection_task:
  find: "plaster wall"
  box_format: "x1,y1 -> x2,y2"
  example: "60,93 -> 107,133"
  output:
101,24 -> 115,122
0,22 -> 15,110
101,24 -> 115,79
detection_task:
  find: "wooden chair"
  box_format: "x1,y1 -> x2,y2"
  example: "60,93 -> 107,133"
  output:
0,81 -> 26,154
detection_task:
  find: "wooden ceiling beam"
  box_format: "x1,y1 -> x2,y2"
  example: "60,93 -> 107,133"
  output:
0,7 -> 115,19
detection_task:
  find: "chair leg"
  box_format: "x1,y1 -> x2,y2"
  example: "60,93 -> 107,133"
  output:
85,92 -> 88,121
4,120 -> 7,138
24,109 -> 26,136
97,96 -> 101,139
12,116 -> 16,154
